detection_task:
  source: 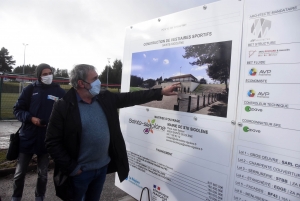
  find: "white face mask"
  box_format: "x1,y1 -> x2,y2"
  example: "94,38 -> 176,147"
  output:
41,74 -> 53,85
88,79 -> 101,96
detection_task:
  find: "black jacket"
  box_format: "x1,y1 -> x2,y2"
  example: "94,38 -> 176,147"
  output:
13,81 -> 65,154
45,87 -> 163,199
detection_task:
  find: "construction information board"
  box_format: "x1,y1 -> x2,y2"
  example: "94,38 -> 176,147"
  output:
115,0 -> 300,201
228,0 -> 300,201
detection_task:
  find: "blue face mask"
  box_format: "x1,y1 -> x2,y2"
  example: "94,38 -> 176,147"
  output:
84,79 -> 101,96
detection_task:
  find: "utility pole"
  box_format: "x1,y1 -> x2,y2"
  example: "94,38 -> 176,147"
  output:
180,66 -> 182,76
107,58 -> 111,89
23,43 -> 28,74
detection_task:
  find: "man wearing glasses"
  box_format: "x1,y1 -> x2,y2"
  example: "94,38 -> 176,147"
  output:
12,63 -> 65,201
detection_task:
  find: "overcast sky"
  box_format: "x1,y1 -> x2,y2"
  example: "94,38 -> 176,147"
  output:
0,0 -> 219,74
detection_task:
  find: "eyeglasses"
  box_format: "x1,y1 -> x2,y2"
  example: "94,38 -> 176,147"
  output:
41,72 -> 53,76
81,80 -> 91,84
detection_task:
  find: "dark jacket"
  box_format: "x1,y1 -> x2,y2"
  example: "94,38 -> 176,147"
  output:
13,81 -> 65,154
45,87 -> 163,200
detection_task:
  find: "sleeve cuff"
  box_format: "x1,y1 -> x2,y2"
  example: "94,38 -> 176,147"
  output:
70,165 -> 81,176
156,88 -> 163,100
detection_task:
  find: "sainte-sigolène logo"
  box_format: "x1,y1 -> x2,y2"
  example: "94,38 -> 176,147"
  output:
129,118 -> 166,134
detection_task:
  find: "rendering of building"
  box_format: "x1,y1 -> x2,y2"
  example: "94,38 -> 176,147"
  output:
161,74 -> 200,93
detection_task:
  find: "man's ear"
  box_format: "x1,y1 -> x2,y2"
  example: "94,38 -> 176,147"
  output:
77,80 -> 85,88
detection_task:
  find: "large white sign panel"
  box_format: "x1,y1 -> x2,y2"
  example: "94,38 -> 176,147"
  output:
116,1 -> 243,201
228,0 -> 300,201
116,0 -> 300,201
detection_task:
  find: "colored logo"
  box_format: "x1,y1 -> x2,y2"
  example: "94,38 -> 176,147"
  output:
243,126 -> 249,132
245,106 -> 251,112
247,90 -> 255,97
251,18 -> 271,38
153,184 -> 161,191
249,68 -> 257,76
244,106 -> 263,112
129,118 -> 166,134
243,126 -> 261,133
143,119 -> 156,134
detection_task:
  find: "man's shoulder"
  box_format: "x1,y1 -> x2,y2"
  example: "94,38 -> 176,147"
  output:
98,89 -> 112,97
59,88 -> 76,105
54,98 -> 69,110
98,89 -> 125,101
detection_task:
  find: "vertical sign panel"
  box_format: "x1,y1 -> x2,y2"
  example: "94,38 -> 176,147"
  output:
229,0 -> 300,201
116,1 -> 243,201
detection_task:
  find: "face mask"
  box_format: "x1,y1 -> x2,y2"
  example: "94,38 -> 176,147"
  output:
88,79 -> 101,96
41,74 -> 53,85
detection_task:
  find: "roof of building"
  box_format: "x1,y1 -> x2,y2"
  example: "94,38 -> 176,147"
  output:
169,74 -> 197,80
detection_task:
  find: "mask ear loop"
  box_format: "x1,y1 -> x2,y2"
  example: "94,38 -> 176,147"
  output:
80,80 -> 91,92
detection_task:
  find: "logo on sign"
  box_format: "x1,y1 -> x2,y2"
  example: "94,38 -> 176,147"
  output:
128,118 -> 166,134
245,106 -> 263,112
153,184 -> 161,191
247,90 -> 256,97
259,70 -> 271,76
144,119 -> 155,134
153,184 -> 169,200
247,89 -> 270,98
251,18 -> 271,38
249,50 -> 256,57
257,92 -> 270,98
243,126 -> 261,133
249,68 -> 257,76
126,176 -> 143,189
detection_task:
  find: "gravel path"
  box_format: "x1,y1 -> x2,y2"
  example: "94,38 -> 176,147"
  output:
0,169 -> 131,201
141,95 -> 178,110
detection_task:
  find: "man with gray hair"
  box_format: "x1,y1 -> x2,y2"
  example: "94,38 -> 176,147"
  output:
45,64 -> 179,201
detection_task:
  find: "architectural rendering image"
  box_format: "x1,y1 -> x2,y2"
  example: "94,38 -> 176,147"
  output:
130,40 -> 232,118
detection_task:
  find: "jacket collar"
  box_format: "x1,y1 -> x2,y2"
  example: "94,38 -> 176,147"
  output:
33,80 -> 60,88
63,87 -> 78,104
64,87 -> 107,103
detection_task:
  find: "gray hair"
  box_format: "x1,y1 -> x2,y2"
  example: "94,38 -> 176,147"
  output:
69,64 -> 96,89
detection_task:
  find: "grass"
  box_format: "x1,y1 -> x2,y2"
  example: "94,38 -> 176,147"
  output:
0,86 -> 141,119
105,87 -> 142,92
194,84 -> 227,94
130,87 -> 142,92
2,82 -> 20,87
1,93 -> 19,119
107,88 -> 120,93
0,150 -> 7,164
0,149 -> 17,169
59,84 -> 72,90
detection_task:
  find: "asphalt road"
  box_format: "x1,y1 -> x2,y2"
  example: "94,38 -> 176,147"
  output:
0,120 -> 21,149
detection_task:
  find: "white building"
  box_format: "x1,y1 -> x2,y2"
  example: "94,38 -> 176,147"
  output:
161,74 -> 199,93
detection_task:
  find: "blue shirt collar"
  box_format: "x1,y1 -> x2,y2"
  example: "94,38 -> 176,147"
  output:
75,90 -> 97,103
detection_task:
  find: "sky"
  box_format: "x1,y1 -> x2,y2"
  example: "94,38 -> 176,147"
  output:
131,47 -> 213,82
0,0 -> 219,74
